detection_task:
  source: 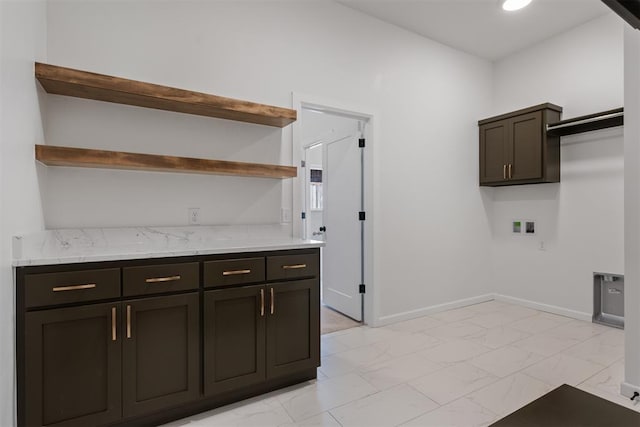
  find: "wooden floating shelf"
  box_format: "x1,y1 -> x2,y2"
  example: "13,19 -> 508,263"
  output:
35,145 -> 297,179
546,107 -> 623,137
35,63 -> 297,128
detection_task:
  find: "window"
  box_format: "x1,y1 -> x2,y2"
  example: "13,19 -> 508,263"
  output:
310,168 -> 323,211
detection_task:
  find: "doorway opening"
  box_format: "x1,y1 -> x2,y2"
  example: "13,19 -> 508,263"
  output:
300,107 -> 368,334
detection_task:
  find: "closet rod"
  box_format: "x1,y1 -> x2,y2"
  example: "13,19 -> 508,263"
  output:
546,107 -> 623,137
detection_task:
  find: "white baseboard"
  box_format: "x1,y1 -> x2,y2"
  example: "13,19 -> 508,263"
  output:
621,382 -> 640,399
493,293 -> 592,322
375,294 -> 495,326
373,292 -> 592,327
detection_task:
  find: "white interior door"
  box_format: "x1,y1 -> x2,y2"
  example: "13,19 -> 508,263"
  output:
322,134 -> 362,321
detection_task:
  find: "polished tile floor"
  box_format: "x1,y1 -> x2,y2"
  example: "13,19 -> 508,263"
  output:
165,300 -> 636,427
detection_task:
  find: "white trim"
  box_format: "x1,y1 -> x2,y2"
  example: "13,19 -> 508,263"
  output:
291,92 -> 377,326
374,292 -> 593,327
620,381 -> 640,399
493,293 -> 592,321
375,294 -> 495,326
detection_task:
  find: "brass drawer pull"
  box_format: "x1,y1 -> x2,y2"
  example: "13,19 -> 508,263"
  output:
223,269 -> 251,276
260,289 -> 265,317
145,275 -> 181,283
282,264 -> 307,270
270,288 -> 275,315
126,305 -> 132,339
111,307 -> 117,341
52,283 -> 96,292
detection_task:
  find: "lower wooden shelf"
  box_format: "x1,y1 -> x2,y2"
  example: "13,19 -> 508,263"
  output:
35,145 -> 297,179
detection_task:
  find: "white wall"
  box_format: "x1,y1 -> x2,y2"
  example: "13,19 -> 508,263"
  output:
623,24 -> 640,398
45,0 -> 494,324
0,0 -> 47,424
490,14 -> 624,317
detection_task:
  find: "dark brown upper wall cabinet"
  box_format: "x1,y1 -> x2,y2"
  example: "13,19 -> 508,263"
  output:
479,103 -> 562,186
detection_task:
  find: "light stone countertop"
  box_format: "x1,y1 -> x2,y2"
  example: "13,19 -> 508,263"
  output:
12,224 -> 324,267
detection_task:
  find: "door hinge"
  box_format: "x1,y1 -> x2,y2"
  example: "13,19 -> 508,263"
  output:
359,138 -> 366,148
359,211 -> 366,221
301,160 -> 306,167
301,212 -> 306,220
359,284 -> 366,294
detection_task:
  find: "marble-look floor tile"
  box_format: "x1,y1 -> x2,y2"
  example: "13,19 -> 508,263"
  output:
409,362 -> 498,405
368,331 -> 443,358
468,326 -> 530,349
466,300 -> 508,314
424,321 -> 487,341
511,332 -> 581,357
319,344 -> 393,378
279,412 -> 342,427
563,330 -> 624,366
401,397 -> 498,427
499,305 -> 539,321
467,373 -> 551,417
332,326 -> 401,349
320,335 -> 350,357
545,320 -> 610,341
465,312 -> 519,329
580,360 -> 625,398
419,340 -> 491,366
360,353 -> 443,391
329,384 -> 438,427
163,396 -> 292,426
430,306 -> 478,323
381,316 -> 444,333
276,373 -> 377,422
523,354 -> 605,387
469,345 -> 545,378
508,312 -> 573,334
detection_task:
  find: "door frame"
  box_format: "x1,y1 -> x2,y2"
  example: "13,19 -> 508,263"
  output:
291,92 -> 377,326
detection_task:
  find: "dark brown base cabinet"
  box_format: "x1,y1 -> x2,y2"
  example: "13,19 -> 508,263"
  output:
17,248 -> 320,427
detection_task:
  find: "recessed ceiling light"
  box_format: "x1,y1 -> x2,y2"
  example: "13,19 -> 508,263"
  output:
502,0 -> 532,11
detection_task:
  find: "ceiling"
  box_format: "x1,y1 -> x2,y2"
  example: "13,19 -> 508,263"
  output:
338,0 -> 612,60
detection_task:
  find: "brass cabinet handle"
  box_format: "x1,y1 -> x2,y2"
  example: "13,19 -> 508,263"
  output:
508,164 -> 513,179
260,289 -> 265,317
282,264 -> 307,270
503,164 -> 507,180
111,307 -> 117,341
53,283 -> 96,292
270,288 -> 275,315
145,275 -> 181,283
223,269 -> 251,276
126,305 -> 132,339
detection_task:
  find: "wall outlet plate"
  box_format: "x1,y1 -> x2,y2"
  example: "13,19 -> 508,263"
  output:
188,208 -> 200,225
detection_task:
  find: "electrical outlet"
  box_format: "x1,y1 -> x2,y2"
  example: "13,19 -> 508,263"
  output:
281,208 -> 292,223
188,208 -> 200,225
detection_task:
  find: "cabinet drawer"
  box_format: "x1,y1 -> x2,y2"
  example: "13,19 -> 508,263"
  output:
204,257 -> 265,288
25,268 -> 120,308
123,262 -> 199,296
267,253 -> 319,281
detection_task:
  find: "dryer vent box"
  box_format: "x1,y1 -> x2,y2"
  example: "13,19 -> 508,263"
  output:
593,272 -> 624,329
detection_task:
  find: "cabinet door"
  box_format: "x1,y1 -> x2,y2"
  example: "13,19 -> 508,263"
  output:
508,111 -> 543,181
204,285 -> 266,396
479,120 -> 509,185
266,279 -> 320,379
25,303 -> 122,427
122,293 -> 200,418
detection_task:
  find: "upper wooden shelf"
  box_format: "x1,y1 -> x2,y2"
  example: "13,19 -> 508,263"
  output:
35,145 -> 297,179
35,63 -> 297,128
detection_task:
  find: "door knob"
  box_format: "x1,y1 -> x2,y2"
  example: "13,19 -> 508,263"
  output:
319,226 -> 326,232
